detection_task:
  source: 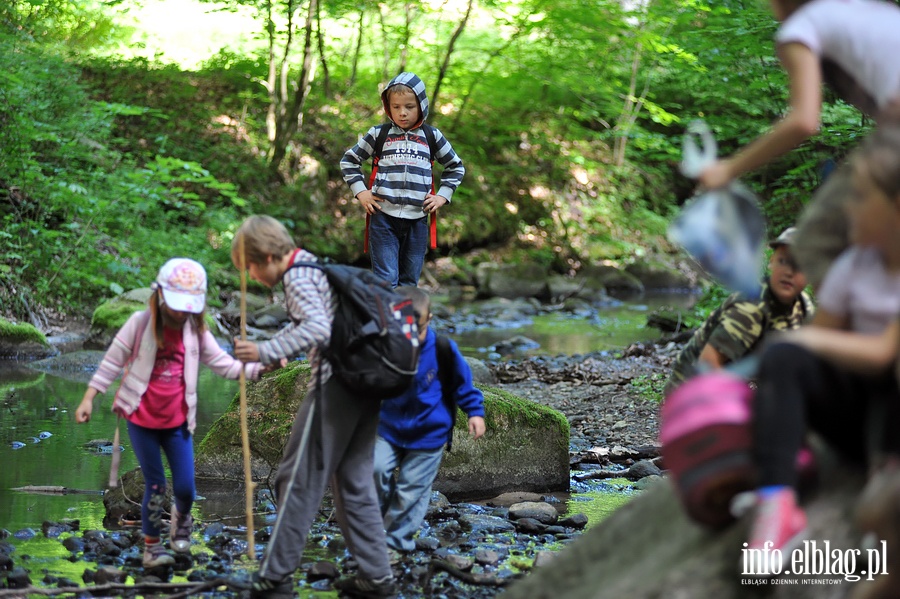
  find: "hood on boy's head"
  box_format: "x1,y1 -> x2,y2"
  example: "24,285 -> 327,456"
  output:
381,72 -> 429,128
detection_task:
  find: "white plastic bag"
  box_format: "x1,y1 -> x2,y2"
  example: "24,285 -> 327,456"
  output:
669,121 -> 767,297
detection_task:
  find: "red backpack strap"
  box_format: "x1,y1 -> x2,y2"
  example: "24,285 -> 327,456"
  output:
422,124 -> 439,250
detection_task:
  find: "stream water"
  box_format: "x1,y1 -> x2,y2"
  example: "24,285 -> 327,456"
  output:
0,292 -> 695,586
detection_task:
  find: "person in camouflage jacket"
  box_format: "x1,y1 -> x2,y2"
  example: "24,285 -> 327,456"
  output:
664,227 -> 814,396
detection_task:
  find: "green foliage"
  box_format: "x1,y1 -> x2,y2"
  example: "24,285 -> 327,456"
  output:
0,0 -> 873,320
630,373 -> 667,404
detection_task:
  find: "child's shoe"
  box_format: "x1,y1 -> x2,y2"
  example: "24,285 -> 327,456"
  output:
169,506 -> 193,553
249,572 -> 296,599
746,487 -> 807,573
333,574 -> 398,598
142,541 -> 175,568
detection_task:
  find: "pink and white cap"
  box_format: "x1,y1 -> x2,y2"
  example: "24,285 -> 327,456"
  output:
154,258 -> 207,314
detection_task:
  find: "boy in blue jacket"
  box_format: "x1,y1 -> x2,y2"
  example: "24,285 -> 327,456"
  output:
373,287 -> 486,552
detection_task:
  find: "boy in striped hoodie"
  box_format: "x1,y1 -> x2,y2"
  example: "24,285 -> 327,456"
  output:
341,72 -> 465,288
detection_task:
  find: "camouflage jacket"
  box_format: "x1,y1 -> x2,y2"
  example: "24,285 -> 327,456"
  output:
663,285 -> 815,395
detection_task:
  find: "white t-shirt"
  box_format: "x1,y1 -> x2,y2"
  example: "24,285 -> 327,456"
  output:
818,246 -> 900,334
777,0 -> 900,113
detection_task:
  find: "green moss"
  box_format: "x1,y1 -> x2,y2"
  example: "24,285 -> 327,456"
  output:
564,478 -> 636,528
0,318 -> 49,346
90,300 -> 145,330
462,386 -> 570,451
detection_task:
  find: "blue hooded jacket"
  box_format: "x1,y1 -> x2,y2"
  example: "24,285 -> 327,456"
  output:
378,328 -> 485,450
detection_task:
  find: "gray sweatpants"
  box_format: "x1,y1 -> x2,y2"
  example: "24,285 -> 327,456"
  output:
258,376 -> 392,582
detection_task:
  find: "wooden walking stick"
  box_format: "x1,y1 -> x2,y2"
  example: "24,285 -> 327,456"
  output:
238,235 -> 257,559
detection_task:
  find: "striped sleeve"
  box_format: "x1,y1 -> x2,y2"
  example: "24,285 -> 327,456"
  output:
256,264 -> 334,365
431,127 -> 465,201
340,125 -> 381,198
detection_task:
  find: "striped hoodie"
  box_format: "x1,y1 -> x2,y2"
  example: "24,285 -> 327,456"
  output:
340,72 -> 465,220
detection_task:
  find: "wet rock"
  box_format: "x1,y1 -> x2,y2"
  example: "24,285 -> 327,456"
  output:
577,265 -> 643,297
42,519 -> 78,538
465,356 -> 495,385
487,492 -> 543,506
558,513 -> 589,529
445,554 -> 475,572
508,502 -> 558,525
306,560 -> 339,581
415,537 -> 440,551
61,537 -> 84,553
625,260 -> 693,291
458,514 -> 515,535
625,459 -> 662,481
493,335 -> 540,356
475,263 -> 550,300
13,528 -> 36,540
6,566 -> 31,589
474,549 -> 501,566
0,553 -> 12,571
514,518 -> 547,534
94,565 -> 128,584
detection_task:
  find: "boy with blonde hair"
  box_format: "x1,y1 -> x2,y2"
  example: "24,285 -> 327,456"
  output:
231,215 -> 397,599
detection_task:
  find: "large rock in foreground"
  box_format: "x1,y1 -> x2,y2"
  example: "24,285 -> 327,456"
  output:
501,449 -> 874,599
196,362 -> 570,501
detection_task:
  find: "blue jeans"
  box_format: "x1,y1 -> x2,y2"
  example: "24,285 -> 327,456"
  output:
373,436 -> 444,551
127,421 -> 196,538
369,211 -> 428,288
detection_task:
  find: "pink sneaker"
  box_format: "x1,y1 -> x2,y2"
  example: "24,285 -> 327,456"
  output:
747,488 -> 807,572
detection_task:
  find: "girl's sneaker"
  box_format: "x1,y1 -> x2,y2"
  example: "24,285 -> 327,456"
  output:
143,542 -> 175,568
170,507 -> 193,553
746,488 -> 807,573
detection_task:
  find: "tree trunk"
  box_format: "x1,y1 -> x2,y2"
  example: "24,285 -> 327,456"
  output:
348,9 -> 364,88
315,0 -> 330,98
398,2 -> 412,73
268,0 -> 317,175
430,0 -> 473,119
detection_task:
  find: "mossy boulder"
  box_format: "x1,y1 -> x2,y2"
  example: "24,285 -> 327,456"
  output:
436,386 -> 570,501
197,366 -> 570,502
577,265 -> 644,298
195,361 -> 312,481
475,263 -> 551,300
625,259 -> 693,290
0,318 -> 54,360
84,291 -> 148,350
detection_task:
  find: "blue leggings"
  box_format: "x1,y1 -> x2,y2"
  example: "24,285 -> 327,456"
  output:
127,421 -> 196,538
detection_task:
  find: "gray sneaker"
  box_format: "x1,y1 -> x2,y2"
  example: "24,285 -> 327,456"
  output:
142,542 -> 175,568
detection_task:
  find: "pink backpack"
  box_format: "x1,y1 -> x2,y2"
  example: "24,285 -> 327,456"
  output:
660,371 -> 815,528
660,371 -> 756,528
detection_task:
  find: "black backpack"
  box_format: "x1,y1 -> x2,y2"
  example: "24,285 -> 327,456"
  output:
286,262 -> 421,399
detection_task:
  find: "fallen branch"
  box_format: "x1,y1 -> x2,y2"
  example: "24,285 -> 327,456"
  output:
11,486 -> 103,496
0,577 -> 244,598
573,469 -> 630,482
422,559 -> 520,588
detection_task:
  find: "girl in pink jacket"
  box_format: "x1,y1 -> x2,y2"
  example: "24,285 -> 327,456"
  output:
76,258 -> 263,569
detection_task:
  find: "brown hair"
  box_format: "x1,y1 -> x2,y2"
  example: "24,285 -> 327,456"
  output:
385,84 -> 415,100
853,127 -> 900,201
147,288 -> 206,349
231,215 -> 296,268
394,286 -> 431,322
